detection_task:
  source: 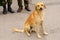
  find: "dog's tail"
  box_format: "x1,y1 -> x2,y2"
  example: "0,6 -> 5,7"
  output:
12,28 -> 24,32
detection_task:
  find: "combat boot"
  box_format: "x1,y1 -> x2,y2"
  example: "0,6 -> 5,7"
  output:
17,6 -> 23,12
25,6 -> 31,11
8,4 -> 15,13
3,5 -> 7,14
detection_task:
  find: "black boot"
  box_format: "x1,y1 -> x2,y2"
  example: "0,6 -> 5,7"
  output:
8,4 -> 14,13
25,6 -> 31,11
3,5 -> 7,14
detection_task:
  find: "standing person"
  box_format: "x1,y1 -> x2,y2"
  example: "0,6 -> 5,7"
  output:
17,0 -> 31,12
2,0 -> 14,14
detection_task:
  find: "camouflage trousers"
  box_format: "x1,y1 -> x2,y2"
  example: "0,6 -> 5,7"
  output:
17,0 -> 29,7
2,0 -> 12,5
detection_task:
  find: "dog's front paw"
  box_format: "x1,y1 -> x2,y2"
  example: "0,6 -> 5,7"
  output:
27,33 -> 31,37
28,34 -> 30,37
43,32 -> 48,35
37,35 -> 41,38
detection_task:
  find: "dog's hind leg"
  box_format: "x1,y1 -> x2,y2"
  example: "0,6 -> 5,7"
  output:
24,25 -> 31,36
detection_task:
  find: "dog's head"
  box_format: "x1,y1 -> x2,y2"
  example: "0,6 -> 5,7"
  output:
35,2 -> 46,11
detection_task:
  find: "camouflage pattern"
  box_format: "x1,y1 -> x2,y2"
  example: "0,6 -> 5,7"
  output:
2,0 -> 12,5
0,0 -> 3,6
17,0 -> 29,7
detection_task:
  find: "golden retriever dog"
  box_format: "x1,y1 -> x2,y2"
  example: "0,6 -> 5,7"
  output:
12,2 -> 48,38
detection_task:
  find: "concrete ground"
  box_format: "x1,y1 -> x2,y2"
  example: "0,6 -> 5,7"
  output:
0,0 -> 60,40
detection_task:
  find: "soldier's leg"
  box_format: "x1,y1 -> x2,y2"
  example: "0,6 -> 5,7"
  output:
2,0 -> 7,14
7,0 -> 14,13
17,0 -> 23,12
24,0 -> 31,11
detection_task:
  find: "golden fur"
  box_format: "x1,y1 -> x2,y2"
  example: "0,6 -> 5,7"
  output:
12,2 -> 48,38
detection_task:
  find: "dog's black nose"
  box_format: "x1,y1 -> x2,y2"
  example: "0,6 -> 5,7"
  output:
40,8 -> 43,10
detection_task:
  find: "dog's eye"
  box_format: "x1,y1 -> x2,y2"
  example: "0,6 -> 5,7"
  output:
37,5 -> 40,7
41,4 -> 44,6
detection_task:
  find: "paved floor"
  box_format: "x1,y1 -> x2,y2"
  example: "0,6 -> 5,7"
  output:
0,0 -> 60,40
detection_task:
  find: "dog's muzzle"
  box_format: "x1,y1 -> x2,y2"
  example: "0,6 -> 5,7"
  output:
39,8 -> 43,11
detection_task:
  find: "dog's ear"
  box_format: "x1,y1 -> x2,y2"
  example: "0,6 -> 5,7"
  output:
35,5 -> 37,10
44,4 -> 46,8
35,5 -> 39,10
